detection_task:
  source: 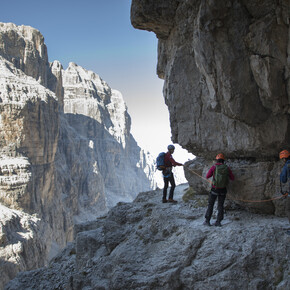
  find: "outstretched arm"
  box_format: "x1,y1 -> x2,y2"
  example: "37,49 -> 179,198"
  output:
169,155 -> 183,166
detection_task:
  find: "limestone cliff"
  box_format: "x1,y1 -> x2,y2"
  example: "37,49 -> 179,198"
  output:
131,0 -> 290,213
0,22 -> 156,288
0,55 -> 60,287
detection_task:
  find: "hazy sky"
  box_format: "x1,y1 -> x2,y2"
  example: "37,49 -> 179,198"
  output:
0,0 -> 194,163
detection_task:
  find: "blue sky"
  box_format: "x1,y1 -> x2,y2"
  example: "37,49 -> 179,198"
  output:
0,0 -> 193,162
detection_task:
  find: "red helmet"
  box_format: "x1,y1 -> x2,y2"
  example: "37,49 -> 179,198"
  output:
216,153 -> 225,160
279,150 -> 290,159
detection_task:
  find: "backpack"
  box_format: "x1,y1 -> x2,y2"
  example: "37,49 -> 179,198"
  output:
213,164 -> 229,188
156,152 -> 166,170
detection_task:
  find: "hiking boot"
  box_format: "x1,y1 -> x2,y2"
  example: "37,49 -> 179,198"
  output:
168,199 -> 178,203
203,220 -> 211,226
214,221 -> 222,227
162,199 -> 168,203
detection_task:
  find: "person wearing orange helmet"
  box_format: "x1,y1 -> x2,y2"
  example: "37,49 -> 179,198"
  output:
203,153 -> 234,227
279,149 -> 290,235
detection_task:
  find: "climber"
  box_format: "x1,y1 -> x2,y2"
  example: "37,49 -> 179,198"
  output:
203,153 -> 234,227
279,149 -> 290,235
162,145 -> 183,203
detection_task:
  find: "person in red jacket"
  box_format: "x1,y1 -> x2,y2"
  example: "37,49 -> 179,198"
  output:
162,145 -> 183,203
204,153 -> 234,227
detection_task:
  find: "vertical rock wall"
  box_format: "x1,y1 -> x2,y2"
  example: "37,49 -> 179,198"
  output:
0,56 -> 60,288
131,0 -> 290,213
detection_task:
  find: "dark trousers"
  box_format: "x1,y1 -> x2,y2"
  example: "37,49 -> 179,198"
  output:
205,192 -> 226,222
163,174 -> 176,200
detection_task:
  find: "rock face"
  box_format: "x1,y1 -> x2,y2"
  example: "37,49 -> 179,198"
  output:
5,186 -> 290,289
59,62 -> 157,213
131,0 -> 290,213
0,22 -> 156,288
0,55 -> 60,288
0,204 -> 46,286
0,23 -> 48,86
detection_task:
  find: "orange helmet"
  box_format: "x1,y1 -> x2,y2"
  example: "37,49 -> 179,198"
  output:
279,150 -> 290,159
216,153 -> 225,160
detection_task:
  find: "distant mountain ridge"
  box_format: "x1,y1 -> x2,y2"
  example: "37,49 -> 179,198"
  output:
0,22 -> 158,288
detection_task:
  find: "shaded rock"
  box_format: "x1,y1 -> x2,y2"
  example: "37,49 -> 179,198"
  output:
61,62 -> 158,210
131,0 -> 179,39
0,55 -> 61,289
47,60 -> 64,109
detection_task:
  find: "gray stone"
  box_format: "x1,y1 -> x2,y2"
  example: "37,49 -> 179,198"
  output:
130,0 -> 179,39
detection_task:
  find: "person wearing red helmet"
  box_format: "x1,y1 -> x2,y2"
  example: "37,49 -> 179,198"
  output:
279,149 -> 290,235
204,153 -> 234,227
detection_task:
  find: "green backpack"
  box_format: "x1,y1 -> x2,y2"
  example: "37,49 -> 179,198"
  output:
213,164 -> 229,188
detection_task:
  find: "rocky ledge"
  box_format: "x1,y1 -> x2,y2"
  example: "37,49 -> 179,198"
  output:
5,185 -> 290,290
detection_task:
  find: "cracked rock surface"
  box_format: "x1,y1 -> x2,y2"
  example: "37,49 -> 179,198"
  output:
5,184 -> 290,290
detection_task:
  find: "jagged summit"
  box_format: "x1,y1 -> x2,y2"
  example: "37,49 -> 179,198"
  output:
64,62 -> 111,102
